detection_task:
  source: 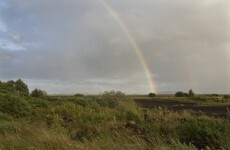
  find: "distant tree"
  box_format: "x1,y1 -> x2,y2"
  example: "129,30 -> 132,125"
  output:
74,93 -> 84,97
211,94 -> 219,96
148,92 -> 156,97
15,79 -> 29,95
175,91 -> 188,97
188,89 -> 195,97
31,88 -> 47,98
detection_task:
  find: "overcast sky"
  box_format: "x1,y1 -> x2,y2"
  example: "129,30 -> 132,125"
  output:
0,0 -> 229,94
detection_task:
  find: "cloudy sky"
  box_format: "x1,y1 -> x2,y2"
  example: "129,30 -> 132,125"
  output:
0,0 -> 229,94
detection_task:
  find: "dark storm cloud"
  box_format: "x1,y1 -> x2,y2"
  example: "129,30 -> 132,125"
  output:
0,0 -> 229,94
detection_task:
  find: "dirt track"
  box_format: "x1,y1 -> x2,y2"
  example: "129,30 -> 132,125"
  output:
135,99 -> 230,115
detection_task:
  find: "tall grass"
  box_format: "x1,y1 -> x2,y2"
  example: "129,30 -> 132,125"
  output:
0,90 -> 230,149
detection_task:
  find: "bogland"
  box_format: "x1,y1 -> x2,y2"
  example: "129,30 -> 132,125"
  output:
0,79 -> 230,149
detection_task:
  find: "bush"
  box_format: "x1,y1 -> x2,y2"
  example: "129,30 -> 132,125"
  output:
176,118 -> 230,149
28,98 -> 48,108
0,121 -> 17,135
148,93 -> 156,97
15,79 -> 29,95
188,89 -> 195,97
74,93 -> 84,97
0,95 -> 32,117
0,112 -> 12,121
0,79 -> 29,96
211,94 -> 219,96
30,88 -> 47,98
100,91 -> 126,108
175,91 -> 188,97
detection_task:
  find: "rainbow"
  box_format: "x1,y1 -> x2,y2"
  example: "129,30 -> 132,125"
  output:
100,0 -> 157,93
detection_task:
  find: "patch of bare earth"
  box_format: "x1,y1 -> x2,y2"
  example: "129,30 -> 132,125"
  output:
135,99 -> 230,116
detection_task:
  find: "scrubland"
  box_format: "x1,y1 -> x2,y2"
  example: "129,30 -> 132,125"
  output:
0,80 -> 230,149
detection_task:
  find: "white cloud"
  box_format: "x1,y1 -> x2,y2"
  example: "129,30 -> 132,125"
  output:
0,38 -> 26,51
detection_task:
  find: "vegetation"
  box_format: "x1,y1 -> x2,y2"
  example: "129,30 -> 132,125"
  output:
31,88 -> 47,98
223,95 -> 230,100
0,80 -> 230,149
189,89 -> 195,97
148,92 -> 156,97
175,89 -> 195,97
175,91 -> 188,97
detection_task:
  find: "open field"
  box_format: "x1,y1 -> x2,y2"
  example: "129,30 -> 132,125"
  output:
135,99 -> 230,116
1,80 -> 230,149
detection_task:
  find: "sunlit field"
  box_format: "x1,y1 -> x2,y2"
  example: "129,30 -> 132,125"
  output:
0,80 -> 230,149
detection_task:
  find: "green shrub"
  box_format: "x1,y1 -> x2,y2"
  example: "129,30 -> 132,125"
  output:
74,93 -> 84,97
175,91 -> 188,97
70,97 -> 92,107
28,98 -> 48,108
125,110 -> 139,122
0,95 -> 32,117
0,112 -> 12,121
15,79 -> 29,95
100,91 -> 126,108
188,89 -> 195,97
148,93 -> 156,97
211,94 -> 219,96
0,121 -> 17,135
176,118 -> 230,149
30,88 -> 47,98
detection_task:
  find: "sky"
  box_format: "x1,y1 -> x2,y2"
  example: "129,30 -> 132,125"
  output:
0,0 -> 229,94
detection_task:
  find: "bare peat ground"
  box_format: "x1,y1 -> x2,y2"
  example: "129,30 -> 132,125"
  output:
135,99 -> 230,116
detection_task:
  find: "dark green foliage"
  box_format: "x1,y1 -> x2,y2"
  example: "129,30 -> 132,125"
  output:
0,112 -> 12,121
148,93 -> 156,97
70,96 -> 98,108
175,91 -> 188,97
30,88 -> 47,98
97,91 -> 126,108
5,80 -> 15,90
188,89 -> 195,97
211,94 -> 219,96
175,89 -> 195,97
74,93 -> 84,97
176,119 -> 230,149
0,79 -> 29,96
28,98 -> 48,108
125,110 -> 140,122
0,95 -> 32,117
15,79 -> 29,95
0,121 -> 17,135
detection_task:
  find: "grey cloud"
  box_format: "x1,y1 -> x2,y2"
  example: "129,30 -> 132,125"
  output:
0,0 -> 229,94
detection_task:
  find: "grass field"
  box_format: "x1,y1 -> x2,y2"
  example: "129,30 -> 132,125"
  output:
0,80 -> 230,149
